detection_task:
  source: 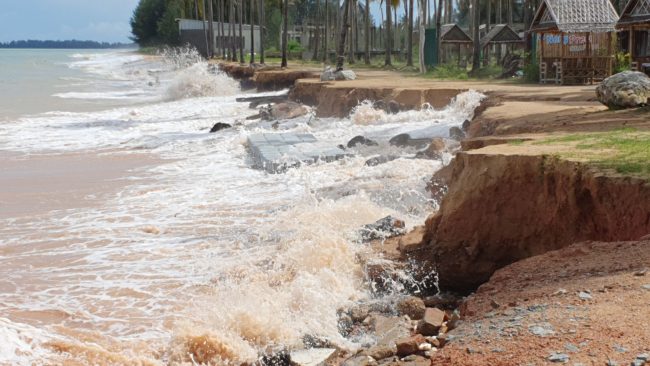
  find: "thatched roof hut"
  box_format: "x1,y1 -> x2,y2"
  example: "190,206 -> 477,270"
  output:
480,24 -> 523,48
440,24 -> 472,44
529,0 -> 618,84
530,0 -> 619,33
439,24 -> 473,66
617,0 -> 650,72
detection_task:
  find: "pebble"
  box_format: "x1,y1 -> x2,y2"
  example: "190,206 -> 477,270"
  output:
634,269 -> 647,276
549,352 -> 570,363
641,284 -> 650,290
578,291 -> 593,300
632,359 -> 646,366
564,343 -> 579,353
606,361 -> 618,366
529,324 -> 555,337
637,354 -> 649,361
614,344 -> 628,353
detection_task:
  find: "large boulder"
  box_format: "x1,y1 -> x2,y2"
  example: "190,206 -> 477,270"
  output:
334,69 -> 357,81
596,71 -> 650,109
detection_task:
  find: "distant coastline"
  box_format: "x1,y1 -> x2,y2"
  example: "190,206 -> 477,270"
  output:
0,40 -> 136,49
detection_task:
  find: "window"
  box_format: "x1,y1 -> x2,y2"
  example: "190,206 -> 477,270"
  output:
634,30 -> 650,56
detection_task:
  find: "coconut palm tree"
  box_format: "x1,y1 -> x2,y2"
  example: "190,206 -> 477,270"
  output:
470,0 -> 480,74
238,0 -> 244,63
250,0 -> 255,63
336,0 -> 351,70
208,0 -> 215,58
312,0 -> 321,61
384,0 -> 392,65
436,0 -> 442,64
259,0 -> 265,63
324,0 -> 329,62
364,0 -> 371,64
281,0 -> 288,67
418,0 -> 426,72
406,0 -> 413,66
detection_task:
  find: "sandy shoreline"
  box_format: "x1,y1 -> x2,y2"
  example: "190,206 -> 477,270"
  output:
0,150 -> 161,219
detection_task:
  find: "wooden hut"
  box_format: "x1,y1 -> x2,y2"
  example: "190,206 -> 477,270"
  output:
440,24 -> 473,66
530,0 -> 619,84
480,24 -> 524,65
617,0 -> 650,73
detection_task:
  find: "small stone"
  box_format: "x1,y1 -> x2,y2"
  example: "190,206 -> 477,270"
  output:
490,299 -> 501,309
641,284 -> 650,290
636,354 -> 649,361
578,291 -> 593,300
209,122 -> 232,133
347,135 -> 378,148
466,347 -> 479,354
491,348 -> 504,353
341,355 -> 377,366
396,296 -> 426,320
564,343 -> 579,353
449,126 -> 465,141
632,359 -> 646,366
606,360 -> 618,366
402,355 -> 418,362
447,310 -> 461,331
418,343 -> 432,351
613,344 -> 628,353
349,304 -> 370,323
634,269 -> 647,276
417,308 -> 446,336
529,324 -> 555,337
553,289 -> 568,296
548,352 -> 570,363
289,348 -> 337,366
395,335 -> 426,357
365,345 -> 395,361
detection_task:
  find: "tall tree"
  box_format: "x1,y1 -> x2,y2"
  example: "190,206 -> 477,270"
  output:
312,0 -> 321,60
220,0 -> 226,58
436,0 -> 442,64
237,0 -> 240,64
281,0 -> 289,67
259,0 -> 265,63
324,0 -> 330,62
348,0 -> 356,63
336,0 -> 351,70
230,0 -> 237,61
418,0 -> 426,72
406,0 -> 413,66
384,0 -> 392,65
208,0 -> 215,57
250,0 -> 255,63
364,0 -> 371,64
470,0 -> 480,74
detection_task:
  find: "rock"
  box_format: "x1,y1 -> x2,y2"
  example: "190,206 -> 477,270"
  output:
461,120 -> 471,131
395,334 -> 426,357
564,343 -> 579,353
365,345 -> 395,360
387,100 -> 401,114
289,348 -> 337,366
262,102 -> 310,121
334,70 -> 357,81
349,304 -> 371,323
446,310 -> 461,331
365,155 -> 400,167
347,135 -> 379,148
596,71 -> 650,109
396,296 -> 426,320
548,352 -> 569,363
400,355 -> 430,366
260,349 -> 291,366
209,122 -> 232,133
637,354 -> 650,361
642,284 -> 650,290
416,308 -> 446,336
302,335 -> 332,349
529,324 -> 555,337
415,138 -> 446,160
578,291 -> 592,300
422,293 -> 461,309
371,314 -> 412,347
359,216 -> 406,242
397,227 -> 425,253
320,67 -> 335,81
448,126 -> 465,141
632,359 -> 646,366
341,355 -> 377,366
634,269 -> 647,276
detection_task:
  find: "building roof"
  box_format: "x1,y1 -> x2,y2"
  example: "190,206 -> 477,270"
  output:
617,0 -> 650,27
530,0 -> 619,33
440,24 -> 473,43
480,24 -> 523,47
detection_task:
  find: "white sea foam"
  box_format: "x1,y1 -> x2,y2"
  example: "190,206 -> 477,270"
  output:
0,50 -> 484,364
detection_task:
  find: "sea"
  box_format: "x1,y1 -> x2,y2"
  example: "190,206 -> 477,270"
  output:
0,48 -> 484,365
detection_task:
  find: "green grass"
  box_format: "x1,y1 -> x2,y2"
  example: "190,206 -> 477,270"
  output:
535,128 -> 650,177
508,139 -> 526,146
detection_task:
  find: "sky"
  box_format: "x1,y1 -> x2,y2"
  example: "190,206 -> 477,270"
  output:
0,0 -> 140,43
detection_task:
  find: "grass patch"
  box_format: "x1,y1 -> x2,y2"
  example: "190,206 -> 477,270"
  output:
535,128 -> 650,177
508,139 -> 526,146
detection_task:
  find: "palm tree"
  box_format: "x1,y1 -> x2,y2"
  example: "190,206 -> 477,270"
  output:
364,0 -> 371,64
231,0 -> 237,61
250,0 -> 255,63
259,0 -> 265,63
281,0 -> 288,67
238,0 -> 244,63
384,0 -> 392,65
418,0 -> 426,72
436,0 -> 442,64
220,0 -> 226,58
324,0 -> 329,62
312,0 -> 321,61
406,0 -> 413,66
208,0 -> 215,58
470,0 -> 480,74
336,0 -> 351,70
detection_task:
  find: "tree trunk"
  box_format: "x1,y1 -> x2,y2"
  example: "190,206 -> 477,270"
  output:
497,0 -> 502,23
239,0 -> 244,63
324,0 -> 329,62
406,0 -> 413,66
208,0 -> 215,58
487,0 -> 491,32
281,0 -> 288,67
385,0 -> 392,65
348,0 -> 355,63
418,0 -> 427,72
220,0 -> 226,58
508,0 -> 513,25
202,0 -> 210,57
230,0 -> 237,61
365,0 -> 371,64
471,0 -> 480,74
194,0 -> 200,18
250,0 -> 255,63
393,6 -> 398,58
336,0 -> 351,70
259,0 -> 265,63
436,0 -> 442,64
312,0 -> 321,60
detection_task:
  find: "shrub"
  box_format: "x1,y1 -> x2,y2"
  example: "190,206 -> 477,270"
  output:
614,52 -> 632,74
429,64 -> 468,80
